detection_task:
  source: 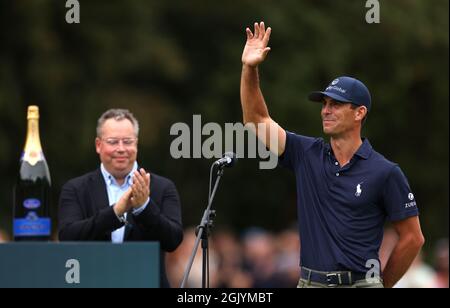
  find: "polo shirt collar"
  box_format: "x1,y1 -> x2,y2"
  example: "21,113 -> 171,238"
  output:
324,138 -> 373,160
355,138 -> 373,160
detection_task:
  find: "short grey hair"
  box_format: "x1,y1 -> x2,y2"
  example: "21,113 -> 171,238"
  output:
96,109 -> 139,137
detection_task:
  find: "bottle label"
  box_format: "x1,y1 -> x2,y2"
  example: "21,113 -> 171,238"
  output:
23,198 -> 41,209
13,212 -> 51,237
22,150 -> 43,166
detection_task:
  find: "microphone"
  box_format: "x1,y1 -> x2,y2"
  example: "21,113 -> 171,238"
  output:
213,152 -> 237,168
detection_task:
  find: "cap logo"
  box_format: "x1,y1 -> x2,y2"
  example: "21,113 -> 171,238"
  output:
325,85 -> 347,94
331,79 -> 339,86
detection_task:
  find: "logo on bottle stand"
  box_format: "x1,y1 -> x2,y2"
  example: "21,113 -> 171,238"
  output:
26,212 -> 39,221
13,211 -> 51,237
23,198 -> 41,209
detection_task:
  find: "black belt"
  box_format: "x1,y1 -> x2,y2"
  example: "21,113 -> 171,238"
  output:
300,267 -> 367,287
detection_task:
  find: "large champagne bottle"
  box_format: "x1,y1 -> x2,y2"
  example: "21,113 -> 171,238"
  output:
13,106 -> 52,241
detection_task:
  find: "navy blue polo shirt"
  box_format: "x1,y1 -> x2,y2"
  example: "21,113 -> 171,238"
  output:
279,131 -> 419,273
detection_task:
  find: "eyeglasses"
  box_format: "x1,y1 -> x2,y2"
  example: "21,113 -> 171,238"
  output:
102,138 -> 137,147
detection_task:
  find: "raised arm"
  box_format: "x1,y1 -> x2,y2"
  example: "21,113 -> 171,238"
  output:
241,21 -> 286,156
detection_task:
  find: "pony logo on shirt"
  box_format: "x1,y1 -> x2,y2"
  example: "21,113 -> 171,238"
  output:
355,182 -> 363,197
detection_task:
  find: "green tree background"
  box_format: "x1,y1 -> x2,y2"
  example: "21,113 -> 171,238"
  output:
0,0 -> 448,260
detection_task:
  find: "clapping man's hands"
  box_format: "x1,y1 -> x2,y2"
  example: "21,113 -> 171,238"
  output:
131,168 -> 150,209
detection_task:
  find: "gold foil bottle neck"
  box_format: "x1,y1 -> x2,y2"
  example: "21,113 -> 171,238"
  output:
23,105 -> 43,166
27,105 -> 40,120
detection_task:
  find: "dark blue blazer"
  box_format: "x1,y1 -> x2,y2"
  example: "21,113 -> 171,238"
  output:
58,168 -> 183,288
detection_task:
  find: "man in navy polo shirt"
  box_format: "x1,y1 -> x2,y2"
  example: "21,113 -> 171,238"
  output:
240,22 -> 425,288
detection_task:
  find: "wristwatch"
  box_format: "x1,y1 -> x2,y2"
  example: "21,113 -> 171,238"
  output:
114,207 -> 128,225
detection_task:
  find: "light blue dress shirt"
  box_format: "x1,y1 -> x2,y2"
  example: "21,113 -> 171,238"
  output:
100,162 -> 149,243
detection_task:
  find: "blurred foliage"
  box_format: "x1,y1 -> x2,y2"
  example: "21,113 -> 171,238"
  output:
0,0 -> 448,257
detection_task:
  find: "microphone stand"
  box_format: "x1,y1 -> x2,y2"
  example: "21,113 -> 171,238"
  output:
180,163 -> 224,288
